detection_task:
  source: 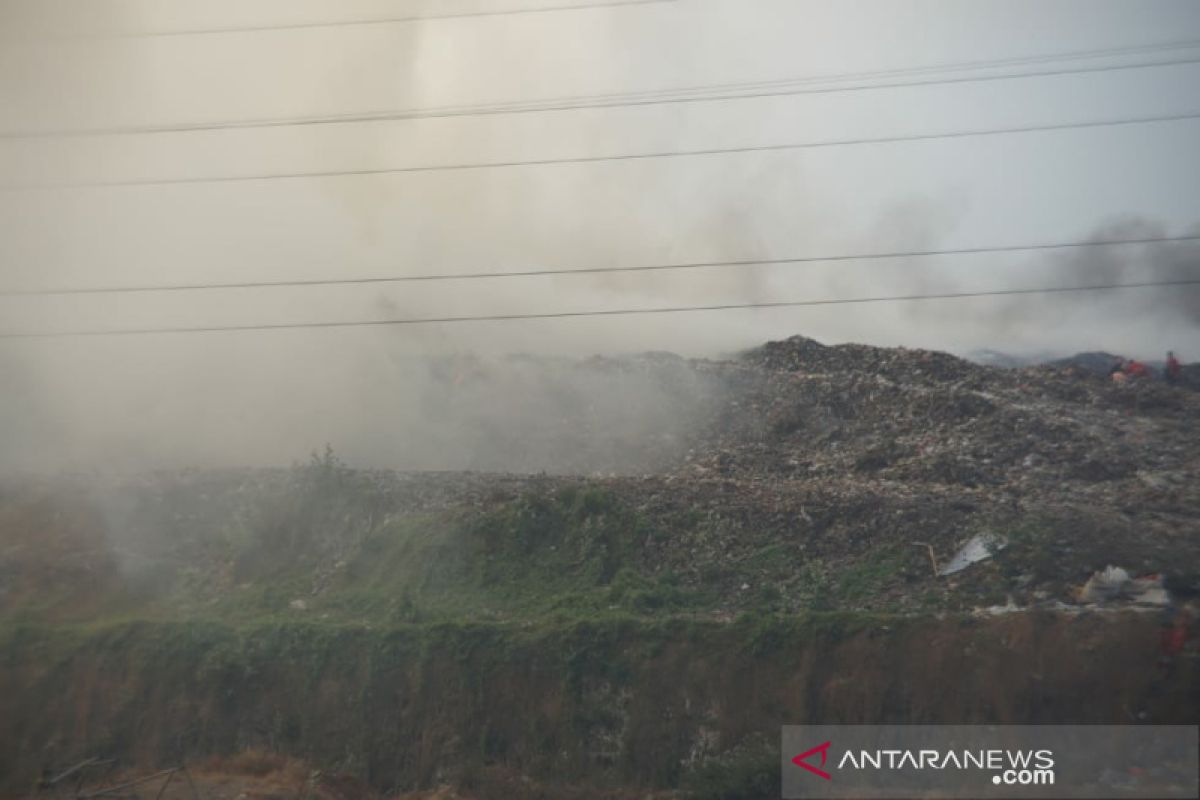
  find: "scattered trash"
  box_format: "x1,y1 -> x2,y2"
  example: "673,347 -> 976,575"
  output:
289,598 -> 308,611
938,533 -> 1008,576
975,596 -> 1021,616
1127,574 -> 1170,607
1078,566 -> 1130,603
1077,567 -> 1171,606
911,542 -> 940,577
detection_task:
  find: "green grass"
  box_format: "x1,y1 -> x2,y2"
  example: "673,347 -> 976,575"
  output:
830,545 -> 912,604
681,737 -> 778,800
0,476 -> 722,629
1,453 -> 1051,630
297,486 -> 695,623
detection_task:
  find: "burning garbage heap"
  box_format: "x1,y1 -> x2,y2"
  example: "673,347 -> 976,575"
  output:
1,334 -> 1197,623
656,335 -> 1200,614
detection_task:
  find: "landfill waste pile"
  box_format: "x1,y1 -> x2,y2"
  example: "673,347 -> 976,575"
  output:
1046,351 -> 1127,374
991,349 -> 1200,390
654,335 -> 1200,612
3,334 -> 1197,622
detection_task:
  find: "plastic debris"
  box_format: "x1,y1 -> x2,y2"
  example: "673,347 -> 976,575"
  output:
1078,566 -> 1131,604
938,533 -> 1008,576
975,597 -> 1021,616
1076,569 -> 1170,606
1127,574 -> 1170,607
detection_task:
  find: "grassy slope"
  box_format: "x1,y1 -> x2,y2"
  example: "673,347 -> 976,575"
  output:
8,452 -> 1173,630
0,456 -> 851,627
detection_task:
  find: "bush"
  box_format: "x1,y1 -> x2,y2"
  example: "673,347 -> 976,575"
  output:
682,743 -> 778,800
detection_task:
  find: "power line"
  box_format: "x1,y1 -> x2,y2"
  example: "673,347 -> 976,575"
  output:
6,43 -> 1200,139
3,279 -> 1195,340
78,0 -> 678,39
5,234 -> 1197,298
16,109 -> 1200,190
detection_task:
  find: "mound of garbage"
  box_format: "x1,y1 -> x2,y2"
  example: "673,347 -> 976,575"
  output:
984,348 -> 1200,390
641,335 -> 1200,613
2,334 -> 1198,622
686,335 -> 1199,484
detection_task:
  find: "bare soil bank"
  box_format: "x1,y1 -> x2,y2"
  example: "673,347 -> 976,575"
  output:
2,612 -> 1195,798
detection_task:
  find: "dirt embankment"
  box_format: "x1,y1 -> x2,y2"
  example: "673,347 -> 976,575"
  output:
2,612 -> 1195,798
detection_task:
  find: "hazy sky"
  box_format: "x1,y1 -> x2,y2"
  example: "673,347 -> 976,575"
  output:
0,0 -> 1198,469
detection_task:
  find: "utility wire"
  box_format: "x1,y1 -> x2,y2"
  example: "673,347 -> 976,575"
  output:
71,0 -> 678,39
5,234 -> 1197,298
6,42 -> 1200,139
16,109 -> 1200,190
2,279 -> 1196,339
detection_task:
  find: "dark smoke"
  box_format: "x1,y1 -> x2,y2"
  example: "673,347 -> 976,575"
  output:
1044,217 -> 1200,326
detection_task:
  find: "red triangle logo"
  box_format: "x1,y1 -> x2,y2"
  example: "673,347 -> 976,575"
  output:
792,740 -> 833,780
